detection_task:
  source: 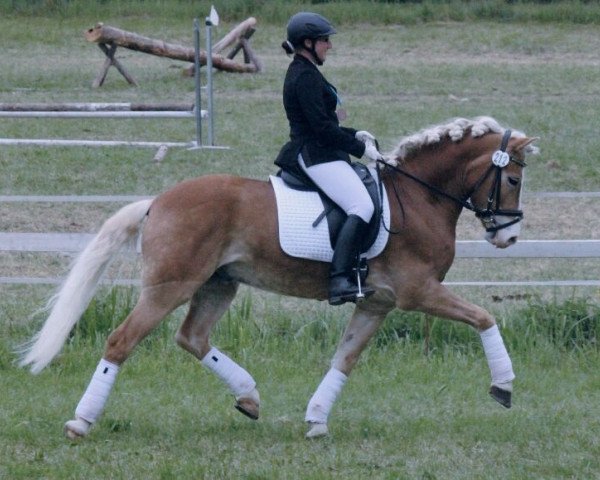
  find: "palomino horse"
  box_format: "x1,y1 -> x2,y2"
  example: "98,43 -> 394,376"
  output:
20,116 -> 538,439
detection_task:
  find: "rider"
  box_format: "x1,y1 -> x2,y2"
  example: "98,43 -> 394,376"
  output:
275,12 -> 384,306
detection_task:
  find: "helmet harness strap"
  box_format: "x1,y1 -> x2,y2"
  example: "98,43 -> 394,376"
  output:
304,38 -> 323,66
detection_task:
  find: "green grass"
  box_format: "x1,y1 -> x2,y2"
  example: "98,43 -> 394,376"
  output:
3,19 -> 600,191
1,2 -> 599,478
6,0 -> 600,26
1,288 -> 599,479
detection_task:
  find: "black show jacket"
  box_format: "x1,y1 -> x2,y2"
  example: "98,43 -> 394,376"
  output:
275,54 -> 366,175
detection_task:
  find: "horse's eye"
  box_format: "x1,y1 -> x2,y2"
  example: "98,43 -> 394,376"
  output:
508,176 -> 520,186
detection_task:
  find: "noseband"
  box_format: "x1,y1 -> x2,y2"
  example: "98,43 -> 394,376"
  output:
377,129 -> 527,234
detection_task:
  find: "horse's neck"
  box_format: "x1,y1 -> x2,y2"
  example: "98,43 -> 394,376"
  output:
383,168 -> 462,239
406,136 -> 493,198
402,152 -> 465,204
389,139 -> 488,232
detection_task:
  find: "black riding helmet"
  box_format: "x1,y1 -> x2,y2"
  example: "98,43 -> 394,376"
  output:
284,12 -> 336,65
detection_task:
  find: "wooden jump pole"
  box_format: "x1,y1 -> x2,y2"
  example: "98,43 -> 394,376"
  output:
0,103 -> 194,111
0,102 -> 205,119
0,111 -> 202,119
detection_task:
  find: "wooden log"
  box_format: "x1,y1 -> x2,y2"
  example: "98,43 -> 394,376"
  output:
226,28 -> 255,60
185,25 -> 260,76
85,22 -> 258,73
212,17 -> 257,53
239,38 -> 263,73
93,43 -> 137,87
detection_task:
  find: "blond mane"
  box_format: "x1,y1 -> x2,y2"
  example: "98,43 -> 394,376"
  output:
389,116 -> 530,162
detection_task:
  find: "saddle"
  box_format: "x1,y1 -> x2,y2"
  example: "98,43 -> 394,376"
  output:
276,162 -> 382,253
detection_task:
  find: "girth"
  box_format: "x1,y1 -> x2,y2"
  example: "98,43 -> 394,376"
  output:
276,163 -> 382,252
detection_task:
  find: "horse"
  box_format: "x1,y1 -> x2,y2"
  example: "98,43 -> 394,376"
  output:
19,116 -> 538,440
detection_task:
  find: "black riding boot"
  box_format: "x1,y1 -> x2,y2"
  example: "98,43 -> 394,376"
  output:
328,214 -> 375,306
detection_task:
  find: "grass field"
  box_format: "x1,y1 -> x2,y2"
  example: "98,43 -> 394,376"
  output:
1,2 -> 599,479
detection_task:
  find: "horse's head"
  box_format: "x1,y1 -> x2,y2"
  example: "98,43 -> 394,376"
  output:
386,116 -> 539,249
467,131 -> 539,248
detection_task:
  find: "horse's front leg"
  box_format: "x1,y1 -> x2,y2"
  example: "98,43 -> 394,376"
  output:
412,281 -> 515,408
305,300 -> 392,438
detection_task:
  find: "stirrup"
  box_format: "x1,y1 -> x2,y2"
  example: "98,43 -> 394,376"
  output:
328,276 -> 375,306
329,289 -> 374,306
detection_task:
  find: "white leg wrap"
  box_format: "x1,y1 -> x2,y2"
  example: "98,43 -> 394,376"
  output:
201,347 -> 256,398
305,368 -> 347,424
74,358 -> 119,424
480,325 -> 515,387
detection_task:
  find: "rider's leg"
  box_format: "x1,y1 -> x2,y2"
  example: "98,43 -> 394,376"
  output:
328,214 -> 374,305
299,157 -> 375,305
298,157 -> 374,223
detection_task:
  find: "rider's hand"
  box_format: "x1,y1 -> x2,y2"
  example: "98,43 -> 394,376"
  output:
355,130 -> 377,144
363,141 -> 384,162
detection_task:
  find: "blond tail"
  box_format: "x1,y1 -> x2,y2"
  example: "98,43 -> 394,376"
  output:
19,199 -> 153,374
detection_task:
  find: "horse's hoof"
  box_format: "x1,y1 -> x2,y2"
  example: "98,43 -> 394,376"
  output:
305,422 -> 329,439
234,388 -> 260,420
64,417 -> 91,439
489,385 -> 512,408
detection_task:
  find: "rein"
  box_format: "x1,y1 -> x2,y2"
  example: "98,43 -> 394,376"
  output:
377,129 -> 527,234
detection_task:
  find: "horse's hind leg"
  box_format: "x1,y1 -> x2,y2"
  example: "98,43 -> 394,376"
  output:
175,273 -> 260,420
64,282 -> 192,439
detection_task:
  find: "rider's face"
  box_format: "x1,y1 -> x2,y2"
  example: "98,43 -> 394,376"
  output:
314,36 -> 332,63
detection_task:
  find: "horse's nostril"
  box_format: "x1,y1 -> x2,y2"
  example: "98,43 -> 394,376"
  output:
508,236 -> 517,246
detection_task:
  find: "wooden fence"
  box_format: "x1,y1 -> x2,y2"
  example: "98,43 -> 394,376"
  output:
1,192 -> 598,286
1,234 -> 598,287
0,103 -> 207,153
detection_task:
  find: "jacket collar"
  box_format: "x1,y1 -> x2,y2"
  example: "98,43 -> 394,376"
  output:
294,53 -> 319,70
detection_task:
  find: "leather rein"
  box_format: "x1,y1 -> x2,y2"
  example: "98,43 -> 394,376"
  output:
376,129 -> 527,234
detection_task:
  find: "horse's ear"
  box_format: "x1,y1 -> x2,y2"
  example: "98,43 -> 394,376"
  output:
512,136 -> 540,154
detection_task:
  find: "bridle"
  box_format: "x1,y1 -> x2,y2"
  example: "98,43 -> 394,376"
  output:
468,129 -> 527,232
377,129 -> 527,234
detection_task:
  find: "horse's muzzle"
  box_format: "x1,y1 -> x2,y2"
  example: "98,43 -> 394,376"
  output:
485,230 -> 518,248
485,215 -> 520,248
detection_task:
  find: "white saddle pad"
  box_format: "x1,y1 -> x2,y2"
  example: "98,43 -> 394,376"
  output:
270,168 -> 390,262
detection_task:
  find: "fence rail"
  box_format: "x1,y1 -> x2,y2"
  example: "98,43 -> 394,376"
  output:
1,233 -> 598,258
1,191 -> 599,203
1,192 -> 598,286
0,233 -> 598,286
0,104 -> 208,150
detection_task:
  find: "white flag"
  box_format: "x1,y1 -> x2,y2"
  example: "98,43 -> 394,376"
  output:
209,5 -> 220,26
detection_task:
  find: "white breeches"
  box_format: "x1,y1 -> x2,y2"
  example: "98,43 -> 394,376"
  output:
298,155 -> 375,223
